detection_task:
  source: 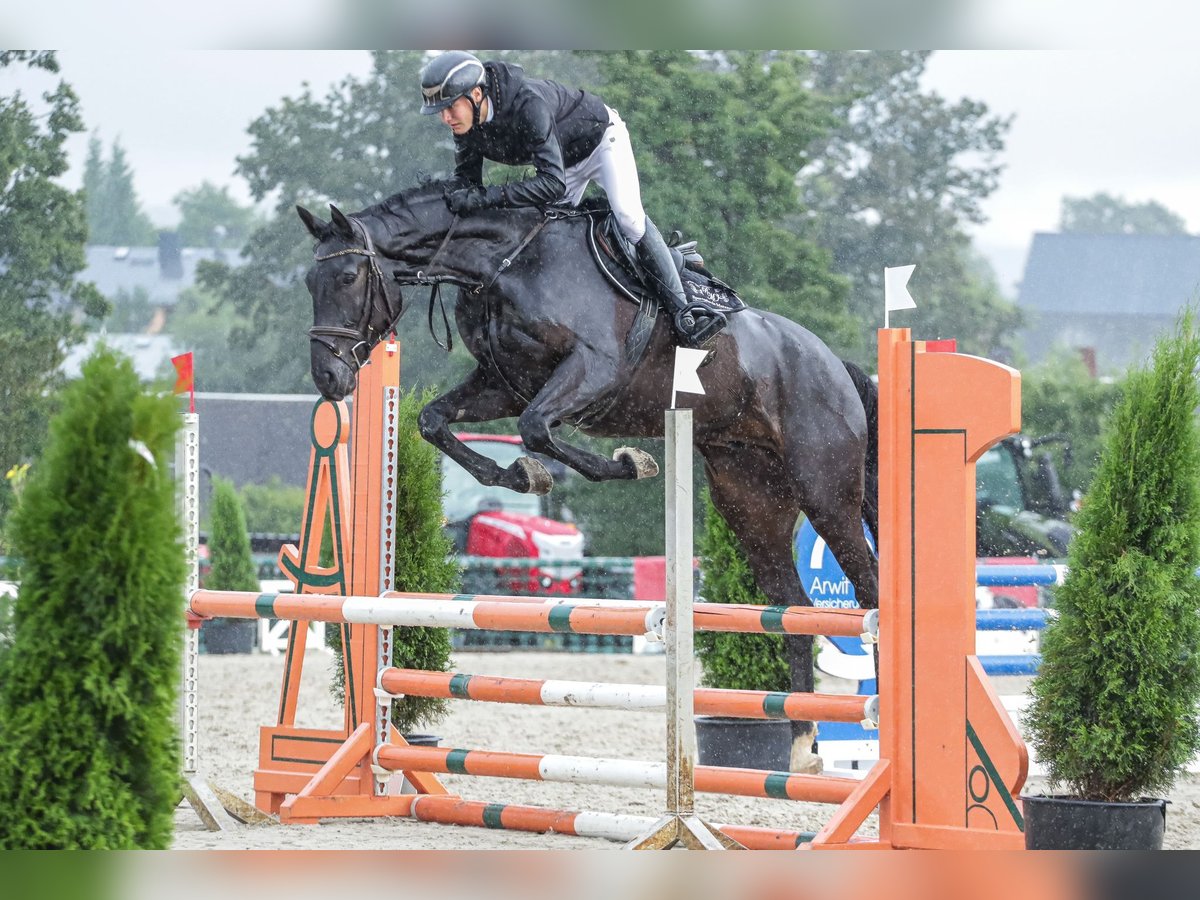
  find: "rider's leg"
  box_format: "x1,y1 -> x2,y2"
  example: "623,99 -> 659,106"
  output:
594,108 -> 726,348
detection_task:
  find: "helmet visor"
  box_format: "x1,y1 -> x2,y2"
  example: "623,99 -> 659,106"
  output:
420,83 -> 462,115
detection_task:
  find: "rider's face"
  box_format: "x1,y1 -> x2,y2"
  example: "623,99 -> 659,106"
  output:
439,89 -> 484,135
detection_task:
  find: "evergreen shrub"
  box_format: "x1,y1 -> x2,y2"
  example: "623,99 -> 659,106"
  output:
0,349 -> 184,848
695,490 -> 791,691
202,477 -> 259,652
1025,311 -> 1200,802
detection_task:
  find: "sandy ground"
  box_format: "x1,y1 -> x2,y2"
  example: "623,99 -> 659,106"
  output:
172,647 -> 1200,850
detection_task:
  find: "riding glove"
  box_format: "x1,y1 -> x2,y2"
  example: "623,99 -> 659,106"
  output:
446,184 -> 504,214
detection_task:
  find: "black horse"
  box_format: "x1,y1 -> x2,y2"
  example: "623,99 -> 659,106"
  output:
298,180 -> 879,773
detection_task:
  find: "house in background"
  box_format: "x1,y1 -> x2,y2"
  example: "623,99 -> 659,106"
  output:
1016,232 -> 1200,373
82,234 -> 232,332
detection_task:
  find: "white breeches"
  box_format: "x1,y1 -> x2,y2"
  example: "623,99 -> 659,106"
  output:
562,106 -> 647,243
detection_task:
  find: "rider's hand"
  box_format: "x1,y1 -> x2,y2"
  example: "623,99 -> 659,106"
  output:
446,184 -> 502,214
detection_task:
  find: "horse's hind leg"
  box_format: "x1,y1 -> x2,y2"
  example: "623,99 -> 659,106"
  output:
517,353 -> 658,483
699,444 -> 823,775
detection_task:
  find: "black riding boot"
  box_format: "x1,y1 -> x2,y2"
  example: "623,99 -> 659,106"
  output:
636,217 -> 726,349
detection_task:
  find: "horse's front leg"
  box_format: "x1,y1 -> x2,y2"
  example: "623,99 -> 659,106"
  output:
516,353 -> 658,483
417,368 -> 553,494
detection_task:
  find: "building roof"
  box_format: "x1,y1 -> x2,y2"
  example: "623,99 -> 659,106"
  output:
194,392 -> 320,490
83,244 -> 235,308
1018,232 -> 1200,316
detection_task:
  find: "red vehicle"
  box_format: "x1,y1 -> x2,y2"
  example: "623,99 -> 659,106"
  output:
442,433 -> 584,593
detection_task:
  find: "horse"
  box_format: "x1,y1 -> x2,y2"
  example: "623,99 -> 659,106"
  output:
298,179 -> 879,773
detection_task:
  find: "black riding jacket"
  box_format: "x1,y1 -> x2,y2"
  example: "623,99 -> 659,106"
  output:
453,62 -> 611,207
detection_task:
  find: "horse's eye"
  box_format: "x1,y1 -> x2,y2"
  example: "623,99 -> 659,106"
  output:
341,272 -> 357,286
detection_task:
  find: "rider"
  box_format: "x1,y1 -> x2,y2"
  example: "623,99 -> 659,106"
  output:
418,50 -> 726,350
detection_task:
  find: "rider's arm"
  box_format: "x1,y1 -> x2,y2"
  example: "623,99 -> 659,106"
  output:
494,96 -> 567,207
453,139 -> 485,185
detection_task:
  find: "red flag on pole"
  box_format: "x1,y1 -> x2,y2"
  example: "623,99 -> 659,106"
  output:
171,352 -> 195,413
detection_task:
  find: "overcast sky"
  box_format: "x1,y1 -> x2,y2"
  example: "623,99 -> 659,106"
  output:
4,49 -> 1199,296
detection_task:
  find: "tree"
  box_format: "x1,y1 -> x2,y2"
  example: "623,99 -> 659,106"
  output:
173,181 -> 262,250
801,51 -> 1019,359
595,51 -> 856,348
81,134 -> 158,246
1026,311 -> 1200,804
1059,192 -> 1189,235
0,348 -> 184,848
199,50 -> 470,395
161,285 -> 306,392
201,477 -> 260,653
0,52 -> 107,541
695,489 -> 790,692
1021,349 -> 1123,496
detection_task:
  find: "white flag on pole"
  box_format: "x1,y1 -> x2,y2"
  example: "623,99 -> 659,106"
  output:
671,347 -> 709,409
885,264 -> 917,312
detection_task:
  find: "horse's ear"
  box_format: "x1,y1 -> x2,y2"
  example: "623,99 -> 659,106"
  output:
329,205 -> 355,237
296,205 -> 328,240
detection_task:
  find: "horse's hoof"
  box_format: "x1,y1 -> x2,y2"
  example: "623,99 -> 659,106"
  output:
613,447 -> 659,480
513,457 -> 554,495
790,733 -> 824,775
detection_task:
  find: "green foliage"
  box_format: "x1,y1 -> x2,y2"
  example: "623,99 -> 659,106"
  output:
159,286 -> 304,393
0,52 -> 107,534
802,51 -> 1018,359
0,348 -> 184,847
695,490 -> 790,691
173,181 -> 262,250
104,286 -> 156,333
1025,311 -> 1200,802
236,477 -> 307,535
206,478 -> 259,591
1021,350 -> 1124,495
200,50 -> 474,394
1060,192 -> 1189,236
595,51 -> 856,351
81,134 -> 158,245
329,388 -> 459,733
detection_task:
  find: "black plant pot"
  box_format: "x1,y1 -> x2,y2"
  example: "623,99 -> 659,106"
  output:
695,717 -> 792,771
1022,794 -> 1167,850
403,733 -> 441,747
201,617 -> 257,654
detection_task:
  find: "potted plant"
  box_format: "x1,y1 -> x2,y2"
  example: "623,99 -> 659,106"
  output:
330,388 -> 459,741
694,490 -> 795,771
201,477 -> 260,653
1022,311 -> 1200,849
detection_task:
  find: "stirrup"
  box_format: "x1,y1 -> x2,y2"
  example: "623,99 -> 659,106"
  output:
673,306 -> 726,350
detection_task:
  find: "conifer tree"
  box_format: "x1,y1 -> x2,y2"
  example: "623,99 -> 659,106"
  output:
0,348 -> 184,848
201,477 -> 259,652
1026,311 -> 1200,802
695,490 -> 790,692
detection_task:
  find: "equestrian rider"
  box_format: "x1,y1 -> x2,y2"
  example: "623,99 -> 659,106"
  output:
418,50 -> 727,350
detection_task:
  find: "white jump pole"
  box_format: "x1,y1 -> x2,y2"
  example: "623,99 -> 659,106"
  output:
627,406 -> 741,850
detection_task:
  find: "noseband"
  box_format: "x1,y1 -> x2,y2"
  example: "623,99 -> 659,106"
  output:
308,217 -> 404,370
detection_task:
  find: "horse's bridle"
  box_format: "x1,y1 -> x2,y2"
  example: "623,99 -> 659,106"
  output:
308,206 -> 555,371
308,217 -> 403,371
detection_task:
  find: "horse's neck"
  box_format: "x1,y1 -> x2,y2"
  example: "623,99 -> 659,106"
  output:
374,209 -> 548,287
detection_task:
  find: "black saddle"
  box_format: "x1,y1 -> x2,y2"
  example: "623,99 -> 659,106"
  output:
573,201 -> 746,316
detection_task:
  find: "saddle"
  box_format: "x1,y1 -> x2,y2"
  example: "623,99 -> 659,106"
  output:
577,201 -> 747,317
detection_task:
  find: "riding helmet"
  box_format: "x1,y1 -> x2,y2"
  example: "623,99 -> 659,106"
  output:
419,51 -> 487,115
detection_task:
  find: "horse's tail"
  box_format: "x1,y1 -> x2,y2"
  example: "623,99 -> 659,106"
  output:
842,360 -> 879,546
